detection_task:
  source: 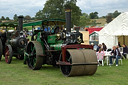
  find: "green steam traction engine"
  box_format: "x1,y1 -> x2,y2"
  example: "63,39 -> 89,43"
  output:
0,16 -> 27,64
24,8 -> 98,76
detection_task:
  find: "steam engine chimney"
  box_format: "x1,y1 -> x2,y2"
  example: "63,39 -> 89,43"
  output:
65,5 -> 71,33
18,15 -> 24,31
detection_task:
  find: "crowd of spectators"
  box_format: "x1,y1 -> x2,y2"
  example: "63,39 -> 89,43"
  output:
95,42 -> 128,66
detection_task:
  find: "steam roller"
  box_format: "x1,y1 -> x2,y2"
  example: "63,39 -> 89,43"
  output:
24,41 -> 97,76
59,49 -> 97,76
24,5 -> 98,77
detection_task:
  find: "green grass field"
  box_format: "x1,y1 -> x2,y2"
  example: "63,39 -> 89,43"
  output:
0,57 -> 128,85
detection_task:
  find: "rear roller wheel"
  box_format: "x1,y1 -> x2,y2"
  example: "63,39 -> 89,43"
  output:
60,49 -> 97,77
26,41 -> 44,70
0,39 -> 2,60
5,45 -> 13,64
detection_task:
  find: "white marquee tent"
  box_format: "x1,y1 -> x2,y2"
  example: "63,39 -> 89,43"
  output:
99,12 -> 128,49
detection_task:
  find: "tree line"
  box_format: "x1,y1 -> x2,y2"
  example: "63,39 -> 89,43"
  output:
0,15 -> 34,21
0,0 -> 121,27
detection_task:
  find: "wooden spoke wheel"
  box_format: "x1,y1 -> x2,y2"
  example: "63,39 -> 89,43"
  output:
5,45 -> 13,64
26,41 -> 44,70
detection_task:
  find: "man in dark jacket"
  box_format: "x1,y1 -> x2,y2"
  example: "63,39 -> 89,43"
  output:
96,44 -> 101,52
109,46 -> 121,66
118,42 -> 121,47
122,44 -> 128,59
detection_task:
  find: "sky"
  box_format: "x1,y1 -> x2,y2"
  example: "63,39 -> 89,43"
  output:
0,0 -> 128,19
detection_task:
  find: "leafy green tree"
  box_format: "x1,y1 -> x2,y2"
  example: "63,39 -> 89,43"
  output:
35,0 -> 81,26
1,16 -> 5,20
105,10 -> 121,18
113,10 -> 121,18
6,17 -> 10,20
66,0 -> 77,3
13,14 -> 18,21
89,12 -> 99,19
106,14 -> 112,23
42,0 -> 65,19
24,15 -> 31,20
79,13 -> 91,27
89,13 -> 95,19
35,10 -> 44,20
94,12 -> 98,18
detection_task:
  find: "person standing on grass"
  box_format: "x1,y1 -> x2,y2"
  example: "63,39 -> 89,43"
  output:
122,44 -> 128,59
109,46 -> 121,66
96,44 -> 102,52
102,43 -> 107,51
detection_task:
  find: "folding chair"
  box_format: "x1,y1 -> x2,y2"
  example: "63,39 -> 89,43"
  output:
113,58 -> 123,65
96,52 -> 104,66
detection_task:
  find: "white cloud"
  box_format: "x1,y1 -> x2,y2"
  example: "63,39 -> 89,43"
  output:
0,0 -> 128,19
0,0 -> 47,19
76,0 -> 128,16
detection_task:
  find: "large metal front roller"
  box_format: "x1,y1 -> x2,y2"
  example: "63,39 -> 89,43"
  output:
60,49 -> 97,77
26,41 -> 44,70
